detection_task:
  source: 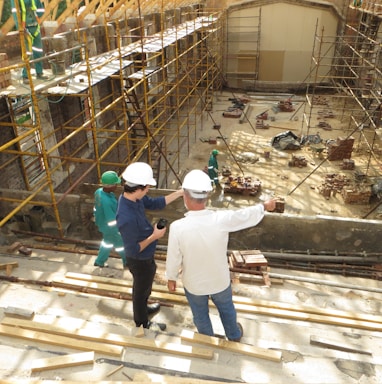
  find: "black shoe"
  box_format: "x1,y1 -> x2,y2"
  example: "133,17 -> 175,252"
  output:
230,322 -> 243,342
146,321 -> 166,331
94,262 -> 108,268
36,74 -> 49,80
147,303 -> 160,316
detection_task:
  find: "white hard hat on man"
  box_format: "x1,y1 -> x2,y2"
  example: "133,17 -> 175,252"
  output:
122,162 -> 157,186
182,169 -> 213,198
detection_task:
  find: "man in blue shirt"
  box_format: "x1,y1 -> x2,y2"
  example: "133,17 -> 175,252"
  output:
116,162 -> 183,330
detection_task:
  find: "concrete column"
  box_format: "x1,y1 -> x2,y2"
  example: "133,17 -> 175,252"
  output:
37,97 -> 63,186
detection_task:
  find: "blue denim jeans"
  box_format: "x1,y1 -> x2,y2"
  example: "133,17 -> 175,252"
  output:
184,285 -> 241,341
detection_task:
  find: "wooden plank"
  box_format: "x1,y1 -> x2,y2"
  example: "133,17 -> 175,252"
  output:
180,330 -> 282,362
231,250 -> 245,266
0,262 -> 18,270
4,306 -> 34,319
310,335 -> 372,355
133,372 -> 244,383
0,324 -> 123,356
1,317 -> 213,360
2,316 -> 131,346
0,381 -> 144,384
53,276 -> 189,305
234,302 -> 382,331
232,295 -> 382,325
31,351 -> 94,372
63,273 -> 382,326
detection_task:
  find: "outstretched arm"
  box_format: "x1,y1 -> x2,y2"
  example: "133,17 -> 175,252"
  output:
165,189 -> 183,205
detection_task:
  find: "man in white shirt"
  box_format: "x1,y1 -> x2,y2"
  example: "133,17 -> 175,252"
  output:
166,169 -> 276,342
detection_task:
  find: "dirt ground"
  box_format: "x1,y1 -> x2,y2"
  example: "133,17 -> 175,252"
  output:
182,91 -> 382,221
1,91 -> 382,383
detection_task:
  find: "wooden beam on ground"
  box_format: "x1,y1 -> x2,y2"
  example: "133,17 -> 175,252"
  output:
4,306 -> 34,319
0,324 -> 123,356
63,273 -> 382,330
234,302 -> 382,332
1,317 -> 213,360
53,276 -> 189,305
0,262 -> 18,270
180,330 -> 282,362
31,351 -> 94,372
310,335 -> 372,356
133,372 -> 244,383
232,295 -> 382,325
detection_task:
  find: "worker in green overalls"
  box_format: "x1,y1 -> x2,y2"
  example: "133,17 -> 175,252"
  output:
208,149 -> 221,188
93,171 -> 127,268
11,0 -> 48,83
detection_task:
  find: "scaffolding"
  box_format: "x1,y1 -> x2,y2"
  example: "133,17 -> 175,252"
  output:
301,1 -> 382,181
0,2 -> 224,235
224,6 -> 261,90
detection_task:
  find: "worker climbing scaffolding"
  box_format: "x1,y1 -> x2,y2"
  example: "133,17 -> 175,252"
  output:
11,0 -> 48,84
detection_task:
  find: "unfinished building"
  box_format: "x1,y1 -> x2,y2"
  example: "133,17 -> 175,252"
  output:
0,0 -> 381,253
1,1 -> 382,383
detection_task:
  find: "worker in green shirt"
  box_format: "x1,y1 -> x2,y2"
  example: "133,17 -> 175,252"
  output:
208,149 -> 220,188
11,0 -> 48,83
93,171 -> 126,268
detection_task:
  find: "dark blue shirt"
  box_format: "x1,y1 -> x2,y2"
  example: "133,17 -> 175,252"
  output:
116,194 -> 166,260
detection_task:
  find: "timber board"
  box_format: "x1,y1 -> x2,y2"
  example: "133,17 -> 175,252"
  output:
62,273 -> 382,326
180,329 -> 282,362
1,317 -> 213,360
0,324 -> 123,356
31,351 -> 95,372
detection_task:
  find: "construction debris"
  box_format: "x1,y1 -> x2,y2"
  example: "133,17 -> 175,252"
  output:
256,118 -> 270,129
223,175 -> 261,196
317,109 -> 335,119
277,98 -> 295,112
317,121 -> 332,130
318,173 -> 372,204
341,159 -> 355,170
288,154 -> 308,167
222,97 -> 248,118
327,137 -> 355,161
318,174 -> 351,199
271,130 -> 300,150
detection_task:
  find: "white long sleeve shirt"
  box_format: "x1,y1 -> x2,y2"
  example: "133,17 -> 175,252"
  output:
166,204 -> 265,295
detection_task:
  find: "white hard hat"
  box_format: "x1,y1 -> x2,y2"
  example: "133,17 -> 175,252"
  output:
122,162 -> 157,186
182,169 -> 213,198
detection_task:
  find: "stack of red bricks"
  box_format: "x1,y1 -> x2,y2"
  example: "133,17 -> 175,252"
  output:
327,137 -> 354,161
0,53 -> 11,89
341,185 -> 372,204
341,158 -> 355,170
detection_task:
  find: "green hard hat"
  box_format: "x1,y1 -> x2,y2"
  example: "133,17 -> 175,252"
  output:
212,149 -> 219,155
101,171 -> 121,185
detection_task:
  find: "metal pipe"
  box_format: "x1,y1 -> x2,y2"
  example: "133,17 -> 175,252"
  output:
269,272 -> 382,294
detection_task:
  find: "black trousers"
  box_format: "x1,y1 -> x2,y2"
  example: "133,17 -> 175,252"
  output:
125,257 -> 157,327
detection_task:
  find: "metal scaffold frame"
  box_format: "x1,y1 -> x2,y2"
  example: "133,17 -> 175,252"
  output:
0,1 -> 224,235
300,1 -> 382,181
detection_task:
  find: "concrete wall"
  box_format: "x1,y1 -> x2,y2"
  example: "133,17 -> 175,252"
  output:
2,187 -> 380,255
225,0 -> 339,90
